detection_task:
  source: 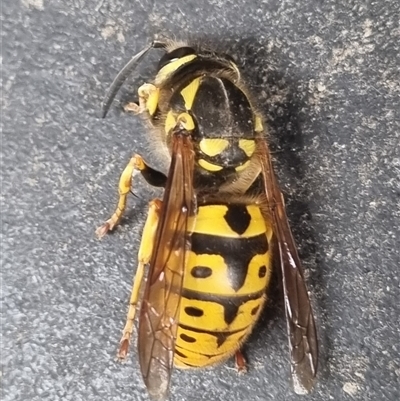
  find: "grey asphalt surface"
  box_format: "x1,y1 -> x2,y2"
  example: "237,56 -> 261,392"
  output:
2,1 -> 400,400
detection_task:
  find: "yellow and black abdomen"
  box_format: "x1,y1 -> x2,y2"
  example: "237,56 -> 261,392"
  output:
174,203 -> 273,368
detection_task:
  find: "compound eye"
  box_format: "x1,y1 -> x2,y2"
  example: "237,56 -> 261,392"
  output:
158,47 -> 196,70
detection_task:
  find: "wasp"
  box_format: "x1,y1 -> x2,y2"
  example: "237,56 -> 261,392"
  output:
97,39 -> 318,400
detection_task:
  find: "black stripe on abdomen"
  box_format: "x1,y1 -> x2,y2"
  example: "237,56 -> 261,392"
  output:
190,232 -> 268,292
182,288 -> 265,327
178,322 -> 249,348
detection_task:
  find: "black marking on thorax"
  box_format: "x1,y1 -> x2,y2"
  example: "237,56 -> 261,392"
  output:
161,62 -> 254,140
160,58 -> 235,111
190,77 -> 254,140
193,167 -> 236,191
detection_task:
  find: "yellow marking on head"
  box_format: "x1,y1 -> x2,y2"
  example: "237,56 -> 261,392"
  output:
239,139 -> 256,157
198,159 -> 223,172
155,54 -> 197,84
165,111 -> 177,134
254,115 -> 264,132
177,112 -> 195,131
180,78 -> 201,110
235,160 -> 251,172
199,138 -> 229,157
146,87 -> 160,116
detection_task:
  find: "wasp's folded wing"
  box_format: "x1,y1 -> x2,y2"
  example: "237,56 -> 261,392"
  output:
138,134 -> 195,401
257,139 -> 318,394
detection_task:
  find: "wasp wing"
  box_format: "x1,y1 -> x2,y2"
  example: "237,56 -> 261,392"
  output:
257,138 -> 318,393
138,133 -> 196,401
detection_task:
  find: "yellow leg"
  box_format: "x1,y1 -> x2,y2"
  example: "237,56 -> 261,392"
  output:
118,199 -> 162,359
96,154 -> 149,238
123,83 -> 158,114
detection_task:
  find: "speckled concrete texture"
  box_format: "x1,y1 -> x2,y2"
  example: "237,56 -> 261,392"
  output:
2,1 -> 399,400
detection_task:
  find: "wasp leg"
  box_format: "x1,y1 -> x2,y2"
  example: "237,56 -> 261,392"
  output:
96,155 -> 167,238
124,102 -> 140,114
235,350 -> 248,374
118,198 -> 162,359
124,83 -> 158,114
